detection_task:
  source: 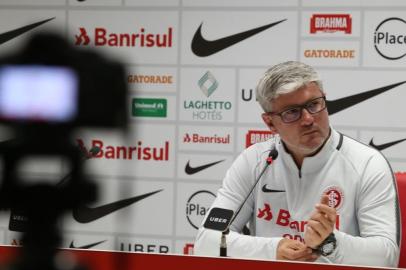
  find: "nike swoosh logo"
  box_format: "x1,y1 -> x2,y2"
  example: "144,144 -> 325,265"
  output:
72,189 -> 163,223
191,19 -> 286,57
0,17 -> 55,45
69,240 -> 106,249
185,159 -> 224,175
327,81 -> 406,115
262,184 -> 285,193
369,137 -> 406,151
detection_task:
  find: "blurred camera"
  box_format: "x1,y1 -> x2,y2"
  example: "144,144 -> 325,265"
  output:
0,32 -> 127,132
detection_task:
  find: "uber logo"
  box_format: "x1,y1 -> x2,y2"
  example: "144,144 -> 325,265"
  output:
241,88 -> 254,101
120,243 -> 169,253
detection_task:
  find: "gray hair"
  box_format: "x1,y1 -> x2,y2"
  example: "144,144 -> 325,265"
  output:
256,61 -> 324,112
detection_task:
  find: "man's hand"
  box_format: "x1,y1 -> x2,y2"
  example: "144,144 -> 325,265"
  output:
276,238 -> 318,261
304,195 -> 337,249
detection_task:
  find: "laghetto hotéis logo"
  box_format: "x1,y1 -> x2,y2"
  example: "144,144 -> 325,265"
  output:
183,71 -> 232,121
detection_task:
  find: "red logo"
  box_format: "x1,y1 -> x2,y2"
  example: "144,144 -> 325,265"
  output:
245,130 -> 274,148
310,14 -> 352,34
11,239 -> 23,246
183,243 -> 194,255
74,27 -> 173,47
323,186 -> 344,209
76,139 -> 169,161
75,27 -> 90,45
256,203 -> 341,243
183,133 -> 230,144
257,203 -> 273,221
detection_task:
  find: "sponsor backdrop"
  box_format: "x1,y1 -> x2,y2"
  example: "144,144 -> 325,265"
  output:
0,0 -> 405,256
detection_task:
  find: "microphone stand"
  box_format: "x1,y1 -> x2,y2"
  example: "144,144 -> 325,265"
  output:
219,149 -> 278,257
220,229 -> 229,257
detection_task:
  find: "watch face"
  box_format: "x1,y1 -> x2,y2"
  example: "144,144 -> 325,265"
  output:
319,233 -> 337,256
322,242 -> 335,254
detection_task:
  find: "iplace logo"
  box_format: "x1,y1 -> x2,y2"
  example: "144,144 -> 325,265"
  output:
374,17 -> 406,60
186,190 -> 216,230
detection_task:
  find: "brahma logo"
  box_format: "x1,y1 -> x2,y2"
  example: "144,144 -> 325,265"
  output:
75,27 -> 173,47
77,139 -> 169,161
310,14 -> 352,34
183,133 -> 230,144
245,130 -> 274,148
374,17 -> 406,60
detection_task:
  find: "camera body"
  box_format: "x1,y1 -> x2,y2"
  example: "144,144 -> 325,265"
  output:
0,32 -> 127,221
0,32 -> 127,131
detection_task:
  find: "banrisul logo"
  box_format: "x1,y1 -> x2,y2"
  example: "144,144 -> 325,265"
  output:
75,27 -> 173,47
374,17 -> 406,60
183,71 -> 232,121
132,98 -> 167,117
77,139 -> 169,161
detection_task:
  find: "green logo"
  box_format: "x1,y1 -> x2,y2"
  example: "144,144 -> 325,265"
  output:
198,71 -> 218,97
132,98 -> 167,117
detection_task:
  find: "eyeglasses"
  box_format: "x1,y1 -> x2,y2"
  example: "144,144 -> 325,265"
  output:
268,96 -> 326,123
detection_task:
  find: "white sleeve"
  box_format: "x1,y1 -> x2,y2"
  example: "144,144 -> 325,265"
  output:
321,154 -> 400,267
194,148 -> 283,260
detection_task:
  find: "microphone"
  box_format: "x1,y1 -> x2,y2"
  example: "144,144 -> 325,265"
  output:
8,145 -> 101,232
203,145 -> 278,257
84,146 -> 100,160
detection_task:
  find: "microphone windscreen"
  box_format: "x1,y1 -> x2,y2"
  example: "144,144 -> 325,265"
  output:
269,148 -> 278,160
89,146 -> 101,157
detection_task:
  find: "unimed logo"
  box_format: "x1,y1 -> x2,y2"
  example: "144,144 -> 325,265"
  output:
77,139 -> 169,161
245,130 -> 274,148
132,98 -> 167,118
75,26 -> 173,47
310,14 -> 352,34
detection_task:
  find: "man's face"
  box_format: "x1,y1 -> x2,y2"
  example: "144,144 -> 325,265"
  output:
262,82 -> 330,159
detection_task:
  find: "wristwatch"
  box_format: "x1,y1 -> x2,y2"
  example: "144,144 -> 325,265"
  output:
316,233 -> 337,256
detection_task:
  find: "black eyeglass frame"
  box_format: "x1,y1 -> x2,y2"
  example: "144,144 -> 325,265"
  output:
268,96 -> 327,123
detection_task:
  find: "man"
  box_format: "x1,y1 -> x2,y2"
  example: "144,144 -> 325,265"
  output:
194,61 -> 400,267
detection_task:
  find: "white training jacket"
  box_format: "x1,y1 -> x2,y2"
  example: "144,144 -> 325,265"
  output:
194,128 -> 400,267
